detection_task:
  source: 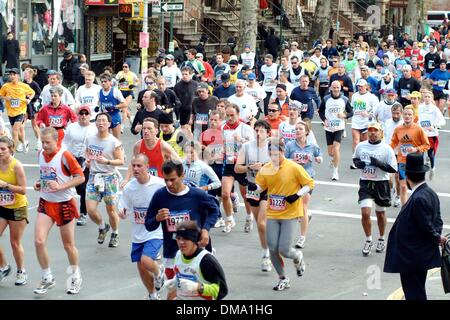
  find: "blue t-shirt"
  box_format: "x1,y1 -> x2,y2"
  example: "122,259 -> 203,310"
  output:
145,187 -> 219,259
285,140 -> 322,178
213,84 -> 236,99
429,69 -> 450,92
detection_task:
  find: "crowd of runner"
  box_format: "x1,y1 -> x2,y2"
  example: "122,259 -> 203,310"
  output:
0,29 -> 449,299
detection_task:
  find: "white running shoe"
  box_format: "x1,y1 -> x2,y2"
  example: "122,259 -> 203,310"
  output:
16,143 -> 24,153
362,240 -> 373,256
214,217 -> 225,228
375,238 -> 385,253
293,251 -> 306,276
66,273 -> 82,294
34,276 -> 56,295
273,277 -> 290,291
15,270 -> 28,286
146,292 -> 161,300
35,139 -> 42,151
393,196 -> 401,208
154,264 -> 165,291
222,221 -> 232,233
23,140 -> 29,153
295,236 -> 306,249
332,168 -> 339,181
244,216 -> 253,233
261,256 -> 272,272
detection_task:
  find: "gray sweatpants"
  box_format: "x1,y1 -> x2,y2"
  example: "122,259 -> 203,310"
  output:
266,218 -> 300,277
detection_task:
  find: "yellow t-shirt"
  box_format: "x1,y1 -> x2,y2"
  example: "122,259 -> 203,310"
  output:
0,82 -> 35,117
300,61 -> 318,75
256,158 -> 314,220
0,158 -> 28,209
116,71 -> 138,91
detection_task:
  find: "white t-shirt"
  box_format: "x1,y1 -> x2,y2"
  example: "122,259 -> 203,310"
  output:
245,84 -> 266,102
384,118 -> 403,148
75,84 -> 102,119
353,140 -> 397,181
279,120 -> 297,144
418,103 -> 446,137
351,92 -> 379,129
227,93 -> 258,123
373,100 -> 395,126
63,122 -> 98,158
161,65 -> 182,88
239,140 -> 271,183
86,134 -> 122,173
289,50 -> 303,62
240,52 -> 256,69
40,84 -> 76,108
119,177 -> 165,243
261,63 -> 279,92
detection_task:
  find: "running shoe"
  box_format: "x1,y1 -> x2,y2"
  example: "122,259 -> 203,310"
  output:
0,264 -> 11,281
66,274 -> 82,294
375,238 -> 385,253
34,276 -> 56,295
222,223 -> 231,233
35,139 -> 42,151
261,256 -> 272,272
23,141 -> 29,153
154,264 -> 165,291
15,270 -> 28,286
97,223 -> 110,244
231,194 -> 240,213
16,143 -> 23,153
146,292 -> 161,300
293,251 -> 306,276
350,163 -> 357,170
332,168 -> 339,181
214,217 -> 225,228
244,216 -> 253,233
76,214 -> 88,226
393,196 -> 401,208
295,236 -> 306,249
362,240 -> 373,256
273,277 -> 290,291
108,233 -> 119,248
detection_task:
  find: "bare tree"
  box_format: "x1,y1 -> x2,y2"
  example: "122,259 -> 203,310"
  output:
404,0 -> 419,40
237,0 -> 258,54
309,0 -> 332,47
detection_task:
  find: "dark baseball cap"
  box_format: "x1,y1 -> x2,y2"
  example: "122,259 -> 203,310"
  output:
7,68 -> 20,74
229,59 -> 239,66
221,73 -> 230,81
196,82 -> 209,91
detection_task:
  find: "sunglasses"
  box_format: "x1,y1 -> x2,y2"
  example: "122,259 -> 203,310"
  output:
146,82 -> 155,85
268,109 -> 279,112
123,66 -> 129,68
79,111 -> 90,116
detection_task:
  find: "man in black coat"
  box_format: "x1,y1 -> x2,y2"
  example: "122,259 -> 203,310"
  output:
384,152 -> 447,300
3,32 -> 20,69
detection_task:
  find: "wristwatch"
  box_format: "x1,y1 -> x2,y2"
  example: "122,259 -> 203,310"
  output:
197,283 -> 204,294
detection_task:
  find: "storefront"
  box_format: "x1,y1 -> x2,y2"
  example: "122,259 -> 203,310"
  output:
84,0 -> 160,75
1,0 -> 81,71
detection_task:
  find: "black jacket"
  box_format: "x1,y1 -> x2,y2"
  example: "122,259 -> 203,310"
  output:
3,39 -> 20,69
59,57 -> 78,82
384,183 -> 443,273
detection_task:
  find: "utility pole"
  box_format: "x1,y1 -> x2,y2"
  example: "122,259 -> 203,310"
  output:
169,0 -> 174,51
142,0 -> 149,75
51,0 -> 58,70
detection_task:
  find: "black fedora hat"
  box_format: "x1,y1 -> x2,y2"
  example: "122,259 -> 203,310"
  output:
405,152 -> 429,174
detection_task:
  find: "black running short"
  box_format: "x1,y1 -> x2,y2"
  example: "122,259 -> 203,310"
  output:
358,179 -> 391,207
432,89 -> 446,101
325,130 -> 344,145
222,164 -> 248,186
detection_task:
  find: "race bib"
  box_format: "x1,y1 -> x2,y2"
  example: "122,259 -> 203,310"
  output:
400,144 -> 413,157
420,120 -> 431,128
328,119 -> 341,129
148,167 -> 158,176
428,60 -> 435,69
87,145 -> 104,160
10,98 -> 20,108
362,166 -> 377,179
269,194 -> 286,211
49,115 -> 63,127
293,152 -> 310,165
195,113 -> 209,126
166,210 -> 190,232
133,207 -> 147,224
246,187 -> 260,201
400,89 -> 410,98
224,142 -> 237,162
437,80 -> 446,88
0,189 -> 15,206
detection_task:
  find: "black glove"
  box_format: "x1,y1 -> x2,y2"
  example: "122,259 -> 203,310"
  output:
369,156 -> 396,173
353,158 -> 366,169
247,182 -> 257,191
285,194 -> 300,204
128,84 -> 136,89
94,106 -> 100,113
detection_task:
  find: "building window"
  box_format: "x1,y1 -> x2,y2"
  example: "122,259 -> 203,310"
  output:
31,0 -> 52,56
18,0 -> 30,59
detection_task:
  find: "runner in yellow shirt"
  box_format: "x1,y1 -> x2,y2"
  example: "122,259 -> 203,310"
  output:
254,137 -> 314,291
0,68 -> 35,152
